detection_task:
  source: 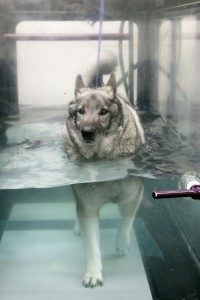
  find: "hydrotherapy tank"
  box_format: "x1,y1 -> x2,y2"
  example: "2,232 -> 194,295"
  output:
0,1 -> 200,299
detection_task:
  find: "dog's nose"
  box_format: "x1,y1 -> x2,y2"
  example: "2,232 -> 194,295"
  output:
81,127 -> 95,143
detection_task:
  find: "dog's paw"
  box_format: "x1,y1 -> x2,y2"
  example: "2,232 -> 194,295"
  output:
115,232 -> 130,256
82,272 -> 103,288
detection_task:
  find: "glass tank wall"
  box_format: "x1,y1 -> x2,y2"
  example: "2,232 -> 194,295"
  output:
0,1 -> 200,299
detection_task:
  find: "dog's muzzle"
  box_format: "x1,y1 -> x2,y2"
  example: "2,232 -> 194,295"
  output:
81,127 -> 96,143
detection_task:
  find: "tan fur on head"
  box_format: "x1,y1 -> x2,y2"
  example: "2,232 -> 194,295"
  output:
75,73 -> 116,101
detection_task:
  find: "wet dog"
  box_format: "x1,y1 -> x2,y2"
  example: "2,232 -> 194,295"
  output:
63,52 -> 145,288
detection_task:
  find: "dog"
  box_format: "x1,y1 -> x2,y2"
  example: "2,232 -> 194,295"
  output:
63,51 -> 145,288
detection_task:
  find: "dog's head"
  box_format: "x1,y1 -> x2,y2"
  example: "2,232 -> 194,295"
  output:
67,74 -> 120,144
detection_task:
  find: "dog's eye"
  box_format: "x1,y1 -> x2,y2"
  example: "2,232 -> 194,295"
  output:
70,113 -> 75,119
99,108 -> 109,116
77,108 -> 85,114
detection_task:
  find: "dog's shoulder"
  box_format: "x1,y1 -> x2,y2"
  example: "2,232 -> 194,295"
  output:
97,95 -> 144,159
117,94 -> 145,145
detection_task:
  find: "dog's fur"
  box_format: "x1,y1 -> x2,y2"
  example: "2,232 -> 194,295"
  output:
63,52 -> 145,288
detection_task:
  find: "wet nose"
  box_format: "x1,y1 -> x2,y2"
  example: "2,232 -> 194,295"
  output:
81,126 -> 95,143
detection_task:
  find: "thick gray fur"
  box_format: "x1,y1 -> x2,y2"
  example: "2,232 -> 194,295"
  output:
63,51 -> 145,288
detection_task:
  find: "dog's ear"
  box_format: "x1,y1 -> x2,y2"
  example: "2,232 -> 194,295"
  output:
75,75 -> 86,98
105,73 -> 116,96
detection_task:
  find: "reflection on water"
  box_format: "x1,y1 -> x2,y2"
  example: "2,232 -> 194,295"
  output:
134,116 -> 199,177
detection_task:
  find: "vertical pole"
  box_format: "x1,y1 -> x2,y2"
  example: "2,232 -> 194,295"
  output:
137,16 -> 161,116
167,19 -> 179,117
5,19 -> 19,116
137,17 -> 149,112
189,15 -> 200,151
128,21 -> 134,105
96,0 -> 105,87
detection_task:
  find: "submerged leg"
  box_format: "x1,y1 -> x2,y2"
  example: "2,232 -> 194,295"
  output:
76,202 -> 103,288
116,181 -> 143,256
73,182 -> 104,288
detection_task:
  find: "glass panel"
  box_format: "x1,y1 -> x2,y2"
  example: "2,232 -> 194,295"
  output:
0,1 -> 200,299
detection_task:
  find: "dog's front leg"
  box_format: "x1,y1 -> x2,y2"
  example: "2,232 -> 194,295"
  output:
76,203 -> 103,288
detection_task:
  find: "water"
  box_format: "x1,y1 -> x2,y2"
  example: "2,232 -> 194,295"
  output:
0,105 -> 199,190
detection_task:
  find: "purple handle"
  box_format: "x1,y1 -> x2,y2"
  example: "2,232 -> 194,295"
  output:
152,185 -> 200,200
